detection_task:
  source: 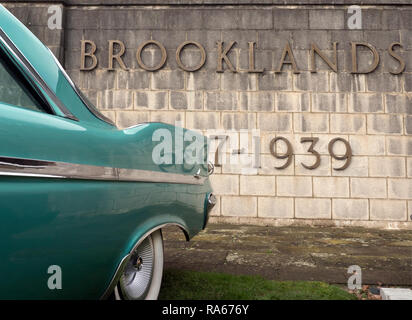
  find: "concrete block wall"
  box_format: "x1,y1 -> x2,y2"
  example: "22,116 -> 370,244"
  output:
3,1 -> 411,229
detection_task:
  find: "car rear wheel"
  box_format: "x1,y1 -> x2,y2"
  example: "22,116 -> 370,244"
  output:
115,229 -> 164,300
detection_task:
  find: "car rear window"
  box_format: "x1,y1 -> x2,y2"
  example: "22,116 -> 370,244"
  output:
0,51 -> 47,113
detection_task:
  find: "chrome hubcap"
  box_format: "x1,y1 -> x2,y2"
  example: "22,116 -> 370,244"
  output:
119,236 -> 154,299
133,256 -> 143,271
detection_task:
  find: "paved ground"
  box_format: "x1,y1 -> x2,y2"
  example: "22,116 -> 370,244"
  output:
163,223 -> 412,286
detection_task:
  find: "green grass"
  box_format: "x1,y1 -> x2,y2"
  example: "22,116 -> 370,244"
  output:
159,269 -> 356,300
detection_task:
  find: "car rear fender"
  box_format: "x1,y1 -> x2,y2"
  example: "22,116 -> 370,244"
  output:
100,221 -> 190,299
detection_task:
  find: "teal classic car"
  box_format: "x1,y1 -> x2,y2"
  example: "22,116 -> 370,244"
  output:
0,5 -> 214,299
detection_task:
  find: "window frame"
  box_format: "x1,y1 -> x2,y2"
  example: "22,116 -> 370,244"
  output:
0,45 -> 52,114
48,49 -> 116,127
0,27 -> 79,121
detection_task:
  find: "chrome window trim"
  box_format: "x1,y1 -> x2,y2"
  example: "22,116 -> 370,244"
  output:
0,27 -> 79,121
47,48 -> 116,127
0,156 -> 206,185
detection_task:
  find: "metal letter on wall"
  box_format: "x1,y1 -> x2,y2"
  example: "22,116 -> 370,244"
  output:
246,42 -> 264,73
350,42 -> 379,74
328,138 -> 352,170
108,40 -> 128,70
275,42 -> 300,74
136,40 -> 167,71
310,42 -> 338,73
216,41 -> 237,73
300,137 -> 321,170
269,137 -> 293,170
176,41 -> 206,72
388,42 -> 405,75
80,40 -> 98,71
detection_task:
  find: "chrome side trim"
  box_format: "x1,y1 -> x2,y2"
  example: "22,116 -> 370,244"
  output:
118,168 -> 205,184
100,223 -> 189,300
0,156 -> 206,185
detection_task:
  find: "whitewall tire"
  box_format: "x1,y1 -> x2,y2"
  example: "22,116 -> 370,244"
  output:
115,229 -> 164,300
